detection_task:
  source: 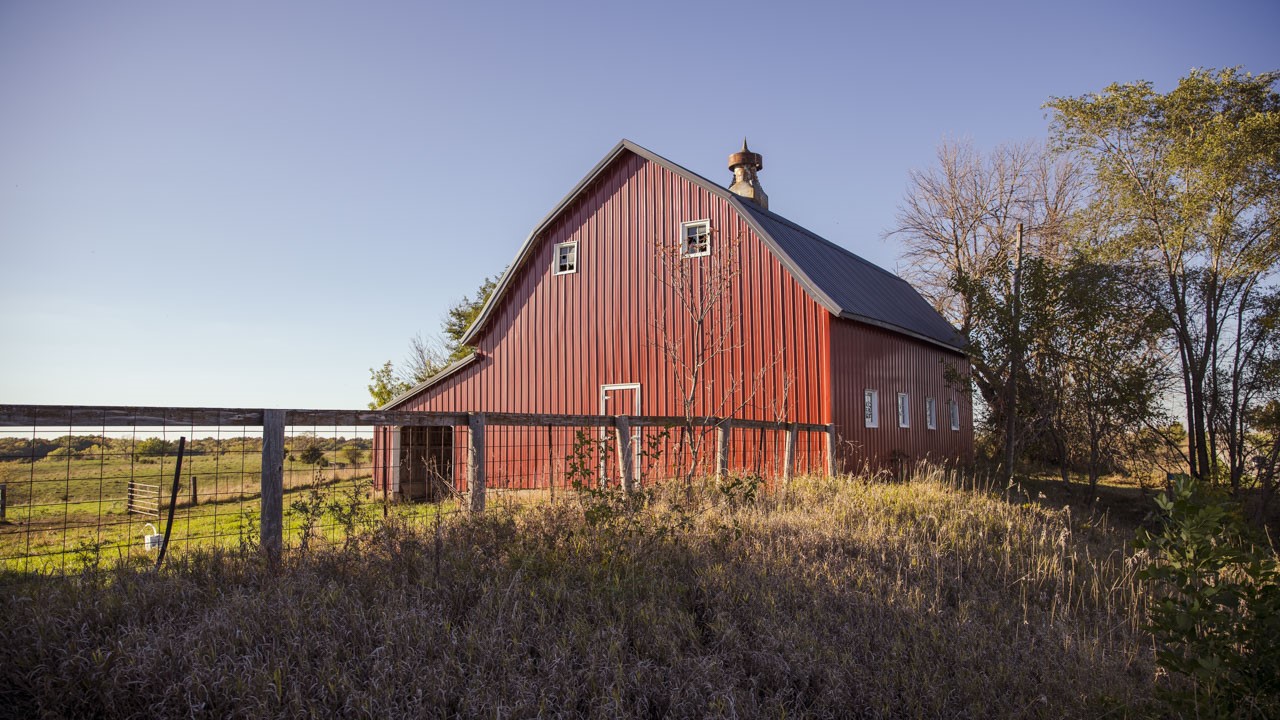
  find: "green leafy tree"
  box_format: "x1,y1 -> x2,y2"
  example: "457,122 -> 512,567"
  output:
365,274 -> 501,408
134,437 -> 175,458
1035,258 -> 1171,494
1222,290 -> 1280,496
293,434 -> 327,465
1048,68 -> 1280,488
441,274 -> 499,361
367,360 -> 412,410
1249,400 -> 1280,516
340,444 -> 363,467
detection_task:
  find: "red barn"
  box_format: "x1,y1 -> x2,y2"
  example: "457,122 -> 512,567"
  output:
374,140 -> 972,497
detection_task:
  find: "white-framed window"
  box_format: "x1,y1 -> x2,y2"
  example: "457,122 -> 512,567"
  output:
681,219 -> 711,257
897,393 -> 910,428
949,399 -> 961,431
926,397 -> 937,430
864,389 -> 879,428
553,241 -> 578,275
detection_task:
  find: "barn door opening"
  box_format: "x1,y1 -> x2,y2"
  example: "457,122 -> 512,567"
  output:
600,384 -> 641,485
399,426 -> 454,502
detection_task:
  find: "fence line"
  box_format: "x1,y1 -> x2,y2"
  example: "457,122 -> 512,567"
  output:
0,405 -> 833,433
0,404 -> 834,572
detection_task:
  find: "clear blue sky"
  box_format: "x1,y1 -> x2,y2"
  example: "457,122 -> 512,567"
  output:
2,0 -> 1277,410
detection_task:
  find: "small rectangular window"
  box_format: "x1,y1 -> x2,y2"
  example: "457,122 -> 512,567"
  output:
949,399 -> 960,431
897,393 -> 910,428
926,397 -> 937,430
553,241 -> 578,275
864,389 -> 879,428
681,219 -> 711,257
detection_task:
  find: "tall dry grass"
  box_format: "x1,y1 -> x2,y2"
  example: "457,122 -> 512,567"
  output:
0,468 -> 1158,718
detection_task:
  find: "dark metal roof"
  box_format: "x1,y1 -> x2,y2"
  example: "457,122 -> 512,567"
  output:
735,201 -> 966,350
461,139 -> 964,353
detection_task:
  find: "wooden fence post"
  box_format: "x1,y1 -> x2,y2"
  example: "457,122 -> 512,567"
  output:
546,424 -> 554,501
615,415 -> 635,493
716,420 -> 731,479
825,423 -> 837,477
0,483 -> 6,520
261,409 -> 285,558
190,475 -> 198,505
468,413 -> 486,513
783,422 -> 798,486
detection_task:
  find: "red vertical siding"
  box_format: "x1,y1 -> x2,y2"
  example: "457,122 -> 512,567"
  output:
828,318 -> 973,469
402,153 -> 829,426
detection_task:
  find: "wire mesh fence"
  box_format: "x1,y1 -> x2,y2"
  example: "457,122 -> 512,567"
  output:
1,419 -> 261,573
475,421 -> 827,494
0,406 -> 832,573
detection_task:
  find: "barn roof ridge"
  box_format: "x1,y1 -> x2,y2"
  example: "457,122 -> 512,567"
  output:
458,139 -> 963,352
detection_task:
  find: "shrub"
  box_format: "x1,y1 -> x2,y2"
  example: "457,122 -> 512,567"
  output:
340,444 -> 363,467
1136,476 -> 1280,717
298,445 -> 324,465
134,438 -> 174,458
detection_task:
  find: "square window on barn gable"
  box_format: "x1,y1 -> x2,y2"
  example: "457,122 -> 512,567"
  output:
681,219 -> 711,257
553,241 -> 578,275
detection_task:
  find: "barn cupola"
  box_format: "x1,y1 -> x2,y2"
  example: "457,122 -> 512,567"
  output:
728,138 -> 768,210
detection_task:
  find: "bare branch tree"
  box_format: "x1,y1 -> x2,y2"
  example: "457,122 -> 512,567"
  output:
890,139 -> 1087,473
650,229 -> 785,485
404,332 -> 448,385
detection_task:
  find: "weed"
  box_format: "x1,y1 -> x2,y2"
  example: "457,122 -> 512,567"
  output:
72,537 -> 105,574
289,489 -> 326,554
326,481 -> 372,550
716,471 -> 762,510
238,510 -> 260,554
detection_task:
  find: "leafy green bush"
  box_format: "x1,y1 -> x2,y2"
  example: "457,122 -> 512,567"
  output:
134,438 -> 174,458
340,444 -> 363,467
1136,476 -> 1280,717
298,445 -> 324,465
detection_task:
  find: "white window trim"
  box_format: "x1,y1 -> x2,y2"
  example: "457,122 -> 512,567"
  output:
680,219 -> 712,258
864,389 -> 879,428
553,241 -> 578,276
949,399 -> 961,431
926,397 -> 937,430
897,392 -> 910,428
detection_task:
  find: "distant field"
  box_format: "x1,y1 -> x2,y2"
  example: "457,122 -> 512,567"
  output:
0,446 -> 435,572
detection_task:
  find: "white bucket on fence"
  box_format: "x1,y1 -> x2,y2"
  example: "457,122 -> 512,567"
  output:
143,523 -> 164,551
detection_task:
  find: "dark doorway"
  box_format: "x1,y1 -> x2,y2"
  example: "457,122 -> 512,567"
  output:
400,426 -> 453,501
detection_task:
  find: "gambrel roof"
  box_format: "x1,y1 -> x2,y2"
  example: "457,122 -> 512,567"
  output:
463,139 -> 965,353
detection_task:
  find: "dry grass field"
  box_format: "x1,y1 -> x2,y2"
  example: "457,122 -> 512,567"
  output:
0,468 -> 1166,718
